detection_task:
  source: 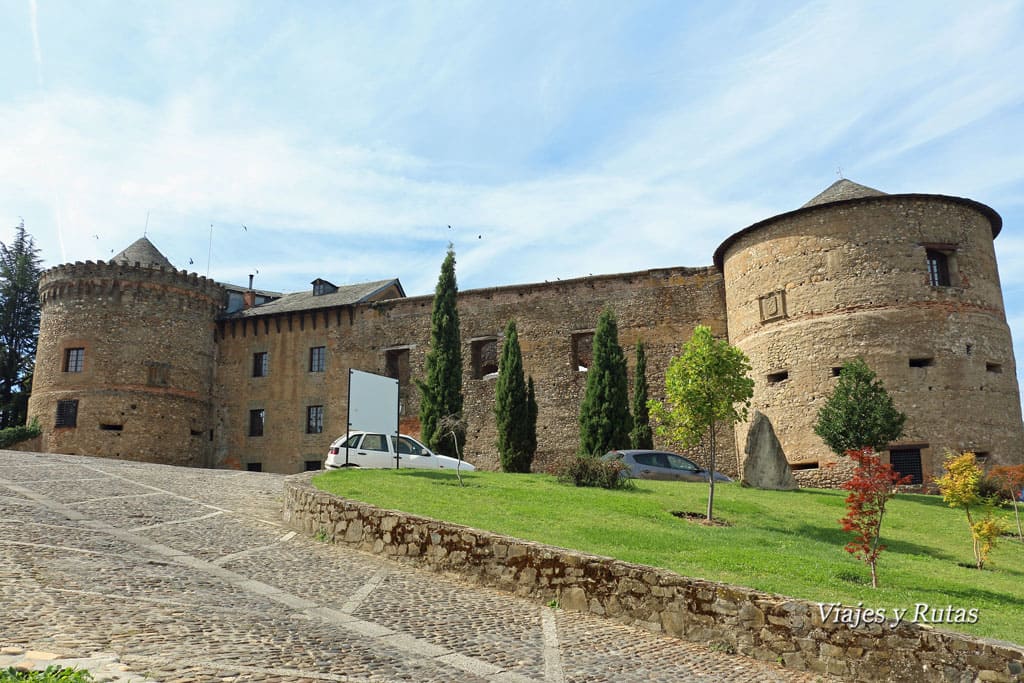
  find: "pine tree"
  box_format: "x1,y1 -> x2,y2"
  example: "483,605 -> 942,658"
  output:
578,309 -> 632,456
526,375 -> 538,460
417,244 -> 463,455
814,359 -> 906,456
630,340 -> 653,449
494,319 -> 532,472
0,221 -> 42,428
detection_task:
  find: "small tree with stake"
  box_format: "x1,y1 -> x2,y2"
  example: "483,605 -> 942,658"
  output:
649,326 -> 753,521
839,448 -> 912,588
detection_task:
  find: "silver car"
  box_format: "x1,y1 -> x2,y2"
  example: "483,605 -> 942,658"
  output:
602,449 -> 732,482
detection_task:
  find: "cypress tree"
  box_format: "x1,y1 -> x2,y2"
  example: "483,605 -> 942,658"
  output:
578,309 -> 632,456
630,340 -> 653,449
526,375 -> 538,460
417,244 -> 463,455
495,319 -> 532,472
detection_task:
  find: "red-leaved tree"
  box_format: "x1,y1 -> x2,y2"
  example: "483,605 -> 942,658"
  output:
839,448 -> 912,588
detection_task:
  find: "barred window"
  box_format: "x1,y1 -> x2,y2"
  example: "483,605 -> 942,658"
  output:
252,352 -> 269,377
64,348 -> 84,373
309,346 -> 325,373
56,399 -> 78,428
926,249 -> 951,287
306,405 -> 324,434
249,408 -> 265,437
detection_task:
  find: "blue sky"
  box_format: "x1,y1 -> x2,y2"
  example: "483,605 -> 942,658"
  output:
3,0 -> 1024,394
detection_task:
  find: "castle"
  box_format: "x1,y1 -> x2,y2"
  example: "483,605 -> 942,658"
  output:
26,180 -> 1024,485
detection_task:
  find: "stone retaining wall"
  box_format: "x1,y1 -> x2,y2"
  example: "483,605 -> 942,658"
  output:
283,474 -> 1024,682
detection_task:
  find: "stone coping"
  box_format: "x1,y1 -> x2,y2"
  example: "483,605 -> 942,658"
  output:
283,472 -> 1024,682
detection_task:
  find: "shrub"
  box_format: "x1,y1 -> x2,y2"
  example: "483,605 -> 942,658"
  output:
1,665 -> 94,682
0,419 -> 40,449
814,359 -> 905,456
558,455 -> 633,489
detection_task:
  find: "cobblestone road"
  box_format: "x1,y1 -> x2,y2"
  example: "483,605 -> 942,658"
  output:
0,451 -> 832,682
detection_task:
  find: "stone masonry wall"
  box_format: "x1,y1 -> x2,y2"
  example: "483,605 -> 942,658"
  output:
28,261 -> 223,467
283,474 -> 1024,682
213,266 -> 731,474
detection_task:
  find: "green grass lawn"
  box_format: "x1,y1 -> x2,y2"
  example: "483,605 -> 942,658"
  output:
313,469 -> 1024,645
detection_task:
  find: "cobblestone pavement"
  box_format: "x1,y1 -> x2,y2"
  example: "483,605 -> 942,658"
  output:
0,451 -> 834,682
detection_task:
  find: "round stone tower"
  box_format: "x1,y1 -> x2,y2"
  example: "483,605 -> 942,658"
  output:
715,180 -> 1024,484
27,238 -> 225,467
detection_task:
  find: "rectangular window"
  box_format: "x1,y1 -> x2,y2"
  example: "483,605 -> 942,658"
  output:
309,346 -> 326,372
146,361 -> 170,386
470,338 -> 499,379
306,405 -> 324,434
767,370 -> 789,385
248,408 -> 265,437
64,348 -> 85,373
889,448 -> 923,485
246,462 -> 263,472
56,399 -> 78,427
252,352 -> 268,377
385,347 -> 410,384
304,460 -> 321,471
986,362 -> 1003,374
926,249 -> 951,287
571,332 -> 594,372
909,357 -> 934,368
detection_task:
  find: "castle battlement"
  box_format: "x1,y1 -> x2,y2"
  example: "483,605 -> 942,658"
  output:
39,259 -> 225,308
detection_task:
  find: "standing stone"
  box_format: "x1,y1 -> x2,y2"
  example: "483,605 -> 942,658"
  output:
742,411 -> 798,490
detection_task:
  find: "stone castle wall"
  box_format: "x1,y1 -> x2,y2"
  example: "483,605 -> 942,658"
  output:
212,266 -> 730,474
719,195 -> 1024,481
28,188 -> 1024,480
28,261 -> 224,467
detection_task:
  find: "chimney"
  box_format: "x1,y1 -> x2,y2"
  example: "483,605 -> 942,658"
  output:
242,274 -> 255,309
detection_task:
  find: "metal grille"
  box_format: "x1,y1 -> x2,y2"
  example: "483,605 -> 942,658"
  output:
56,399 -> 78,428
889,448 -> 923,485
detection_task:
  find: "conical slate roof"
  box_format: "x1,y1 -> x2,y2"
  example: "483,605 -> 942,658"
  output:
801,179 -> 886,208
110,237 -> 174,269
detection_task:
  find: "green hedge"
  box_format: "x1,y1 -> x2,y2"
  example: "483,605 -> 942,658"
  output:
0,419 -> 41,449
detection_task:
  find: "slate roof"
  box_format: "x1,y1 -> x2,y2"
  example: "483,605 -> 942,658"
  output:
225,278 -> 404,318
801,179 -> 886,208
110,237 -> 175,269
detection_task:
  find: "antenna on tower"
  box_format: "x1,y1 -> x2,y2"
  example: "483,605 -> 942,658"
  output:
836,166 -> 844,179
207,224 -> 213,278
144,210 -> 150,236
